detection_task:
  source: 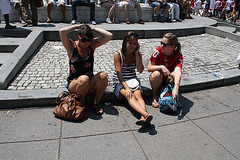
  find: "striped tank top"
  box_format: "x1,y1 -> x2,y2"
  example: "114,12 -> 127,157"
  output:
113,50 -> 138,87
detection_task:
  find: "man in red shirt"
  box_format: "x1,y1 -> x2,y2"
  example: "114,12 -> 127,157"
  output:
148,33 -> 183,108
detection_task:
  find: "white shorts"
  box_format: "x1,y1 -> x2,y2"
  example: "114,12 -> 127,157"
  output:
43,0 -> 65,6
119,1 -> 137,9
0,0 -> 12,14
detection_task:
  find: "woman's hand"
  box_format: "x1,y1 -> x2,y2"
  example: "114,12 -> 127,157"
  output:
161,66 -> 170,76
172,87 -> 179,101
125,88 -> 133,100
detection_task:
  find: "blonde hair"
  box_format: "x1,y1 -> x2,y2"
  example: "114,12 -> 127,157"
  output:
163,33 -> 181,52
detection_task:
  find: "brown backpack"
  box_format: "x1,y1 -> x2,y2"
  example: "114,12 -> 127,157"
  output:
53,91 -> 86,121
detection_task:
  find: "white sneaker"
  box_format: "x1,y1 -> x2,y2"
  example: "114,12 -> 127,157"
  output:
71,20 -> 77,25
90,21 -> 96,25
106,18 -> 112,24
20,20 -> 25,24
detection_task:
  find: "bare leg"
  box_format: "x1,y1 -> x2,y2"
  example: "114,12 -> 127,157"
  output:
135,3 -> 142,19
47,2 -> 53,22
68,75 -> 90,103
15,3 -> 23,22
150,70 -> 164,107
124,2 -> 129,21
59,2 -> 66,21
154,3 -> 161,15
120,89 -> 148,118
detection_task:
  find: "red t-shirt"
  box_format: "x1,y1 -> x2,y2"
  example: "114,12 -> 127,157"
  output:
149,46 -> 183,72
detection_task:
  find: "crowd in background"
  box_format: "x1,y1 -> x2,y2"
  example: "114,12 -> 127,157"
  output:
0,0 -> 239,29
191,0 -> 240,23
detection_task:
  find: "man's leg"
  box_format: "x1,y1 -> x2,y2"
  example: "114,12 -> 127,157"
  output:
4,14 -> 16,29
30,0 -> 38,25
89,1 -> 95,21
71,0 -> 79,20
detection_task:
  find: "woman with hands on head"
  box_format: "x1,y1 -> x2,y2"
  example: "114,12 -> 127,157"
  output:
59,24 -> 113,115
113,31 -> 153,126
148,33 -> 183,108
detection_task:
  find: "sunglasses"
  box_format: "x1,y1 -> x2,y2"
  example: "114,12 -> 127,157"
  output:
77,35 -> 92,42
161,41 -> 174,47
127,32 -> 138,38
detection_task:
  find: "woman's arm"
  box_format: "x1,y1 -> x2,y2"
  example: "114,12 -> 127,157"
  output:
90,27 -> 113,50
114,51 -> 133,99
135,45 -> 144,73
172,66 -> 182,101
59,25 -> 79,58
148,60 -> 170,76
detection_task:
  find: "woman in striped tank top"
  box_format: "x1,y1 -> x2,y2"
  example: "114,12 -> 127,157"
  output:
113,31 -> 153,126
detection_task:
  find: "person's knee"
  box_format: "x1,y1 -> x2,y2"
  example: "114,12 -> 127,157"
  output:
48,2 -> 54,6
77,75 -> 90,86
151,70 -> 163,80
99,72 -> 108,84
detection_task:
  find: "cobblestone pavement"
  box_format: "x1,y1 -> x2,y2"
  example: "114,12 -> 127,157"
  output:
7,33 -> 240,90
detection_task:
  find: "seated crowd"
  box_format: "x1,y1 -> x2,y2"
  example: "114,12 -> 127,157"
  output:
191,0 -> 239,24
0,0 -> 197,29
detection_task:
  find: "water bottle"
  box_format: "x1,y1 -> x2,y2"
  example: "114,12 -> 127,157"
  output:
144,0 -> 148,6
237,53 -> 240,69
214,72 -> 223,78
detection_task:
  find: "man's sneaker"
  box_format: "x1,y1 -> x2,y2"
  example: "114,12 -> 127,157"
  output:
71,20 -> 77,25
90,21 -> 96,25
106,18 -> 112,24
176,18 -> 182,22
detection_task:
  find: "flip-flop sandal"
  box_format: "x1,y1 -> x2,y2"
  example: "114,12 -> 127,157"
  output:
135,119 -> 146,126
94,104 -> 104,115
152,99 -> 159,108
145,114 -> 153,124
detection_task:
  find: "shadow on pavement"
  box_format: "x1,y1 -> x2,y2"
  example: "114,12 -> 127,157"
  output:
177,94 -> 194,120
138,124 -> 158,135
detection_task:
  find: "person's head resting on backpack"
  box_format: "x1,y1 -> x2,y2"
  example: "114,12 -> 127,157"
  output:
161,33 -> 181,56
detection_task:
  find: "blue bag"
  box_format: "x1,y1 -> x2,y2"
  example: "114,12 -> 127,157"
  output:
158,84 -> 179,112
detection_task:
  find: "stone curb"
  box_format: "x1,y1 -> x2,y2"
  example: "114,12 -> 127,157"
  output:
1,68 -> 239,109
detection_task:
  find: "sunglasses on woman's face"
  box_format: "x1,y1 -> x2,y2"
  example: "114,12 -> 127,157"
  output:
161,41 -> 173,47
77,35 -> 92,42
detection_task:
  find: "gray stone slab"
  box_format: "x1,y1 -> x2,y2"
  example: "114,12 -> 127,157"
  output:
61,105 -> 129,138
0,140 -> 59,160
193,112 -> 240,159
133,121 -> 236,160
227,83 -> 240,92
0,108 -> 61,143
116,99 -> 188,130
200,86 -> 240,110
60,132 -> 146,160
179,91 -> 233,119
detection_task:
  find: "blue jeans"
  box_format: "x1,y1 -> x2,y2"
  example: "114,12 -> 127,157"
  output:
72,0 -> 95,21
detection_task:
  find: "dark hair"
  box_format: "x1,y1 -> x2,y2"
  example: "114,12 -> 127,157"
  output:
163,33 -> 181,52
77,24 -> 93,41
122,31 -> 138,56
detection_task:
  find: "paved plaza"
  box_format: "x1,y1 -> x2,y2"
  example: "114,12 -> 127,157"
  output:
0,16 -> 240,159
